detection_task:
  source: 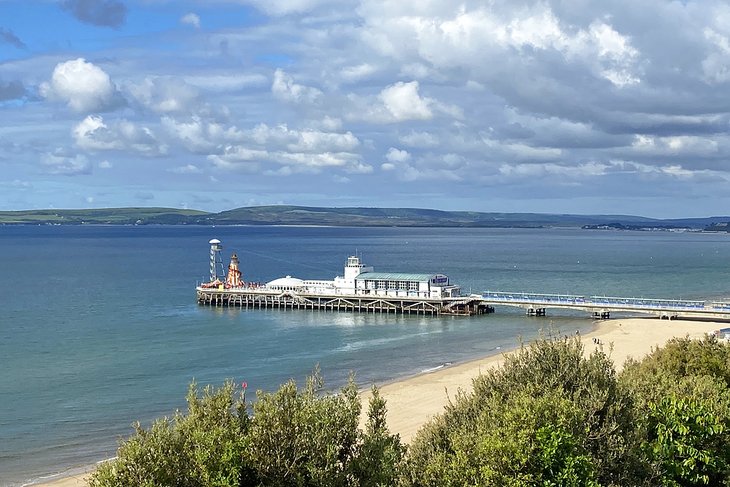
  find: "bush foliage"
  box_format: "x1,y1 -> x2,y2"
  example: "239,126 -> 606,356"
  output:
90,334 -> 730,486
90,371 -> 404,487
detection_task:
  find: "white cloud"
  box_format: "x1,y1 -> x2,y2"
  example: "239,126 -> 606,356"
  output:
161,116 -> 241,153
340,63 -> 378,82
272,69 -> 322,104
98,160 -> 112,168
126,77 -> 200,114
631,134 -> 719,156
73,115 -> 117,150
40,58 -> 119,112
318,116 -> 342,131
358,3 -> 641,87
41,150 -> 92,175
702,28 -> 730,83
346,81 -> 443,124
249,123 -> 360,152
380,81 -> 432,121
385,147 -> 411,163
498,161 -> 609,178
180,12 -> 200,29
73,115 -> 166,156
170,164 -> 203,174
399,130 -> 439,148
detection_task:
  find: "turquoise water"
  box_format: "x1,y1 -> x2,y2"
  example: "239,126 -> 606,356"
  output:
1,226 -> 729,486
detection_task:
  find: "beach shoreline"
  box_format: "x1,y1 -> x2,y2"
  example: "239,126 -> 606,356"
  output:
30,316 -> 724,487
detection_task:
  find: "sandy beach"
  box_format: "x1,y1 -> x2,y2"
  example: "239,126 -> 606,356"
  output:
33,317 -> 724,487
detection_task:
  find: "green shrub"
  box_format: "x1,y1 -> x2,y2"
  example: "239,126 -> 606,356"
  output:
405,335 -> 640,486
645,395 -> 730,486
620,335 -> 730,486
90,380 -> 248,487
90,371 -> 403,487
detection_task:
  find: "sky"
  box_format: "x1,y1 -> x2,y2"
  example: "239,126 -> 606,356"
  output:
2,1 -> 730,218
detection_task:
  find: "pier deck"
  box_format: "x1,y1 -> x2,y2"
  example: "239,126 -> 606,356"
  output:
196,287 -> 493,316
197,287 -> 730,320
480,292 -> 730,320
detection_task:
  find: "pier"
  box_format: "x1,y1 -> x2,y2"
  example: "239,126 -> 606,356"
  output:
479,292 -> 730,320
196,287 -> 493,316
196,239 -> 730,320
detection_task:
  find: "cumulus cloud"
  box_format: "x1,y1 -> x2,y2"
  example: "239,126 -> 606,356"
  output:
40,58 -> 121,112
161,114 -> 366,174
702,28 -> 730,83
385,147 -> 411,163
203,122 -> 367,173
347,81 -> 445,123
180,13 -> 201,29
41,150 -> 92,175
73,115 -> 166,156
630,134 -> 720,157
399,131 -> 439,148
272,69 -> 322,104
0,27 -> 25,49
161,116 -> 243,153
380,163 -> 395,171
340,63 -> 378,82
126,76 -> 201,115
248,123 -> 360,152
380,81 -> 432,121
61,0 -> 127,28
170,164 -> 203,174
13,0 -> 730,214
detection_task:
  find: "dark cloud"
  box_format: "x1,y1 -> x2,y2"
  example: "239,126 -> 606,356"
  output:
0,27 -> 25,49
61,0 -> 127,28
0,80 -> 25,101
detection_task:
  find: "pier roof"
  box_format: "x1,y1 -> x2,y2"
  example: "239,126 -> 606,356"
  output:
355,272 -> 436,282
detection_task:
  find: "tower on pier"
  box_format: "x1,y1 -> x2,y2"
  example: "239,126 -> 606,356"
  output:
209,239 -> 223,282
226,253 -> 243,287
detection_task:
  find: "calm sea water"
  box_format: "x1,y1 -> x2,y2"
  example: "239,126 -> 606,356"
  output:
1,225 -> 730,486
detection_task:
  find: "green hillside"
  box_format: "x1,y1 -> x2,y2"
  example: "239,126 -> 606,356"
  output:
1,205 -> 728,229
0,207 -> 208,225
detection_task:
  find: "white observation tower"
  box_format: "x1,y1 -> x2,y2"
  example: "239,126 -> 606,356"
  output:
209,238 -> 223,282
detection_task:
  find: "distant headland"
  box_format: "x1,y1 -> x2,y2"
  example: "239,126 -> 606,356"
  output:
1,205 -> 729,231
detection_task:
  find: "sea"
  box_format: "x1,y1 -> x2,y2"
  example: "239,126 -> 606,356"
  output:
1,225 -> 730,486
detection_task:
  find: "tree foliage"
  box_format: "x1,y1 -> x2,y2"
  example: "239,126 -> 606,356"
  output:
89,371 -> 403,487
405,335 -> 640,486
620,335 -> 730,486
244,371 -> 361,486
89,334 -> 730,487
645,396 -> 729,486
89,380 -> 248,487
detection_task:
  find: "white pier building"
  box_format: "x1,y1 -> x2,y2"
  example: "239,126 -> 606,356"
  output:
265,256 -> 460,299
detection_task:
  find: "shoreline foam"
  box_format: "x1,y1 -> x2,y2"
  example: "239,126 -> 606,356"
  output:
31,317 -> 723,487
